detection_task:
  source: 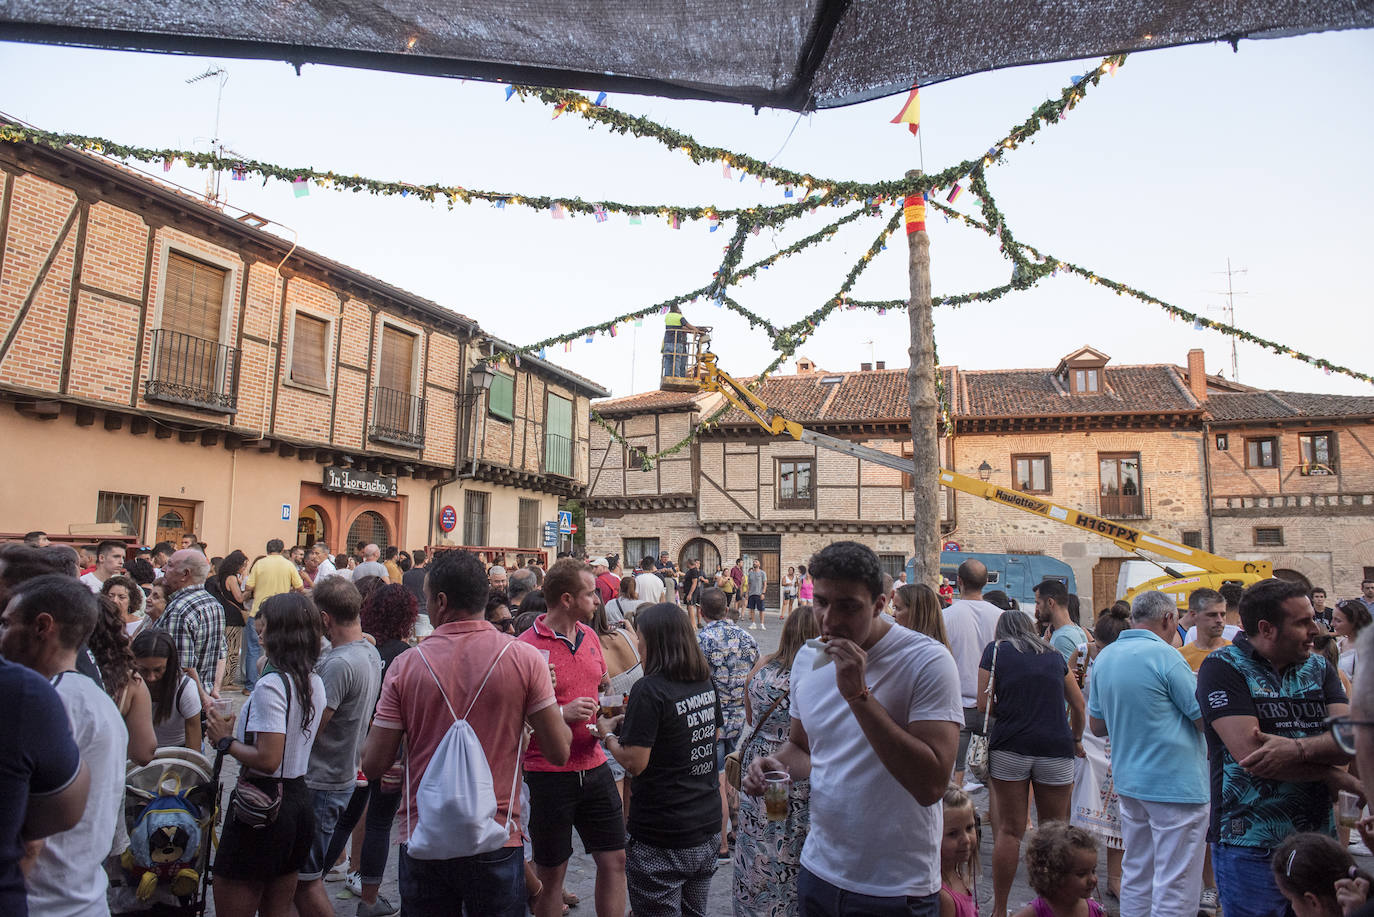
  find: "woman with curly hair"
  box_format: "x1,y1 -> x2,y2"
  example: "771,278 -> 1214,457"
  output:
320,582 -> 417,910
101,573 -> 146,637
208,593 -> 326,917
89,594 -> 157,766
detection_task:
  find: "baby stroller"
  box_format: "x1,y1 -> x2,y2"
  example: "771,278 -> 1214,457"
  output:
110,746 -> 224,917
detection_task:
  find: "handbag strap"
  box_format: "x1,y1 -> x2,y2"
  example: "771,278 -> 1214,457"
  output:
242,670 -> 291,780
736,683 -> 789,754
986,641 -> 1000,718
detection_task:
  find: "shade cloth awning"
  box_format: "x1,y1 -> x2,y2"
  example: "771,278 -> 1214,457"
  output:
1,1 -> 1369,111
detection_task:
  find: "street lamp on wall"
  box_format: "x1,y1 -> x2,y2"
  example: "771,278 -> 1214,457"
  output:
977,461 -> 992,482
468,362 -> 497,393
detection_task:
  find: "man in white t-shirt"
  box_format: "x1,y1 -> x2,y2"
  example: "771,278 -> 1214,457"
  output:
941,558 -> 1005,786
2,574 -> 128,917
78,539 -> 125,593
634,557 -> 666,605
745,541 -> 962,914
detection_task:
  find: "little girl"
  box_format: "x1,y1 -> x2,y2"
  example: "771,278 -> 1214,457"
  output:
940,786 -> 979,917
1271,832 -> 1370,917
1013,822 -> 1104,917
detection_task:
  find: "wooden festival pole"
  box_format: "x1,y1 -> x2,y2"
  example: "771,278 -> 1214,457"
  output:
904,172 -> 941,589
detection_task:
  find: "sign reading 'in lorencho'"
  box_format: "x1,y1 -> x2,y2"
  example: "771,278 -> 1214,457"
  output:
323,466 -> 398,498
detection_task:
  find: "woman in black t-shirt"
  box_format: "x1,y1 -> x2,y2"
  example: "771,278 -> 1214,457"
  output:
596,602 -> 721,916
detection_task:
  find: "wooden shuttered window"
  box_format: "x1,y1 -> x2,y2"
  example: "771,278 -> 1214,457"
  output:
379,325 -> 417,394
290,312 -> 330,388
518,498 -> 541,549
162,252 -> 226,341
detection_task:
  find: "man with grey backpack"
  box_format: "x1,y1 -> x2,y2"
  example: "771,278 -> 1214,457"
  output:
363,549 -> 571,916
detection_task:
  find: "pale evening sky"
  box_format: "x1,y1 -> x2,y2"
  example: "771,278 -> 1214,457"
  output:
0,31 -> 1370,400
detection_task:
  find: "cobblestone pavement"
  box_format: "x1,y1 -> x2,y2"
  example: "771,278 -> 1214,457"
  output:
198,610 -> 1373,915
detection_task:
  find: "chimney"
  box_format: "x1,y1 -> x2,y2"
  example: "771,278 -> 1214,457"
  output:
1186,348 -> 1207,402
876,360 -> 886,370
860,362 -> 873,372
796,357 -> 815,373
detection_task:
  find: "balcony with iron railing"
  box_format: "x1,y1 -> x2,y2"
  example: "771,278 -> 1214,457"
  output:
1096,487 -> 1151,520
369,385 -> 426,449
143,328 -> 239,413
543,432 -> 573,477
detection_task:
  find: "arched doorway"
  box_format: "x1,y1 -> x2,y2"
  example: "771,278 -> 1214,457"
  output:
155,509 -> 188,546
347,511 -> 391,553
679,537 -> 722,577
1273,568 -> 1312,591
297,505 -> 327,549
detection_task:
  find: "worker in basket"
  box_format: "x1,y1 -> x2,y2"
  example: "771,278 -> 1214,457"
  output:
662,304 -> 705,381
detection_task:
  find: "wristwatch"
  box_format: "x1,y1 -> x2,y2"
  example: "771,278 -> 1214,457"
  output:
215,735 -> 234,754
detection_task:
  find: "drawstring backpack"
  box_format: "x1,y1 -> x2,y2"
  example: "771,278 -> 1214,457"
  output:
404,641 -> 523,860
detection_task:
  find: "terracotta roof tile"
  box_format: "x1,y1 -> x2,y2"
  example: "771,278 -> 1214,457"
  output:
594,390 -> 704,416
1206,390 -> 1374,422
958,365 -> 1200,416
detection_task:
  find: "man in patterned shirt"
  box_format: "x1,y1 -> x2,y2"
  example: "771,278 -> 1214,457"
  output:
1196,577 -> 1355,917
155,548 -> 227,703
696,586 -> 758,858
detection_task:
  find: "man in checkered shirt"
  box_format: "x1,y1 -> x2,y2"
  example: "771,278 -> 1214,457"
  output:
154,548 -> 226,702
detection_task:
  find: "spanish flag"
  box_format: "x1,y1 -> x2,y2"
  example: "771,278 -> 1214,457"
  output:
890,86 -> 920,136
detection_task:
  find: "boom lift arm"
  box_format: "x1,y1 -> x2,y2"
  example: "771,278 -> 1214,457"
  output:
694,350 -> 1271,583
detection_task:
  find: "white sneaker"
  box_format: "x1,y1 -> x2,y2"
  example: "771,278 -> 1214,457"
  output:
749,623 -> 757,630
759,623 -> 766,630
325,857 -> 350,882
962,780 -> 984,793
345,870 -> 363,896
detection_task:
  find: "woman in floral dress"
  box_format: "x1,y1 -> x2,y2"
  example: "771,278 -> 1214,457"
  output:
733,605 -> 818,917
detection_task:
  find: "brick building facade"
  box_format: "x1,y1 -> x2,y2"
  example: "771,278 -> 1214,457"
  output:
0,136 -> 606,559
586,346 -> 1374,609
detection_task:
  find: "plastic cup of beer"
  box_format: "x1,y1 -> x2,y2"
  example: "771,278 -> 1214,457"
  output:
763,771 -> 791,822
599,693 -> 626,718
1339,790 -> 1362,829
210,698 -> 233,719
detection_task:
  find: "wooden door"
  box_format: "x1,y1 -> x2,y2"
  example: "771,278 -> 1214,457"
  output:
1091,557 -> 1127,613
155,498 -> 199,546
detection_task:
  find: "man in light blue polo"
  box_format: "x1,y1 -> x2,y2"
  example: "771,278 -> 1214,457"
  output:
1088,590 -> 1208,917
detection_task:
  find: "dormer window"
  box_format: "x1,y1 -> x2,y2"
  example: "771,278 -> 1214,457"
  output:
1055,346 -> 1110,395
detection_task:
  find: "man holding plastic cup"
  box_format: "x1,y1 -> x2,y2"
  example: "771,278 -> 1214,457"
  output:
743,541 -> 962,916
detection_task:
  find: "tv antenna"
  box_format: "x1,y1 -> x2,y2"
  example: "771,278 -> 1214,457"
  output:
186,66 -> 228,206
1210,258 -> 1247,382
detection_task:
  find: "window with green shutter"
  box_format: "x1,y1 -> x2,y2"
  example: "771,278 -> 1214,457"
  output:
489,372 -> 515,421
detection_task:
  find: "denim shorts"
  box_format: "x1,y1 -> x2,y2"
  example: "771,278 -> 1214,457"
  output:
298,787 -> 355,880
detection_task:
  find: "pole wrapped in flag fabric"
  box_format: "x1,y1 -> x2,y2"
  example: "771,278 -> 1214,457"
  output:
890,85 -> 920,136
903,194 -> 926,234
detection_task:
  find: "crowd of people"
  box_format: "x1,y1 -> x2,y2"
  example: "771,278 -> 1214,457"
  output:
3,526 -> 1374,917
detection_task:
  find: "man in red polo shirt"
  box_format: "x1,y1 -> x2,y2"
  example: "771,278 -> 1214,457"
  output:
363,549 -> 570,917
520,557 -> 627,917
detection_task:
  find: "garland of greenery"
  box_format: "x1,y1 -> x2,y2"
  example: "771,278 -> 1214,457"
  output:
925,198 -> 1374,385
508,54 -> 1127,205
588,208 -> 905,468
0,52 -> 1121,231
484,202 -> 890,363
0,122 -> 824,226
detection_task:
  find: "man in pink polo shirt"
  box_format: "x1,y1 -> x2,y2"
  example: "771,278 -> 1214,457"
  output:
363,549 -> 570,917
520,557 -> 627,917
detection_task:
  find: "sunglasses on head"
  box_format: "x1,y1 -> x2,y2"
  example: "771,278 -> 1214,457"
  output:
1326,715 -> 1374,755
